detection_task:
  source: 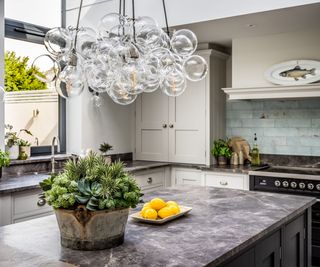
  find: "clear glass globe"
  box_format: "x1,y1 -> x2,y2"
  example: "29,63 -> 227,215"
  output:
86,61 -> 114,93
183,55 -> 208,81
170,29 -> 198,58
75,27 -> 97,59
137,25 -> 163,50
121,61 -> 146,95
98,13 -> 122,37
31,54 -> 60,83
44,27 -> 73,56
56,65 -> 85,98
143,65 -> 160,93
107,82 -> 137,105
161,65 -> 187,97
135,16 -> 158,32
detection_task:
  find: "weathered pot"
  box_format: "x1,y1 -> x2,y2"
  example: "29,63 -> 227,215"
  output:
55,206 -> 129,250
6,145 -> 19,160
19,146 -> 31,160
218,156 -> 227,165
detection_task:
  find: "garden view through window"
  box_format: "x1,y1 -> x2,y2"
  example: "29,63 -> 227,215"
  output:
4,0 -> 61,154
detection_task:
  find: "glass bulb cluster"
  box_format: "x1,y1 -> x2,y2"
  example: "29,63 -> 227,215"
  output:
33,13 -> 208,105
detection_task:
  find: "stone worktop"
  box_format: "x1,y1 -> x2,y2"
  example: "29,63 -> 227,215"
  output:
0,185 -> 315,267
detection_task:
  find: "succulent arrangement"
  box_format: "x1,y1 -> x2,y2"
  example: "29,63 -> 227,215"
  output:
40,152 -> 142,211
211,139 -> 232,160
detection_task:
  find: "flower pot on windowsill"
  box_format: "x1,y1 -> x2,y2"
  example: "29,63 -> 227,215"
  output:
19,146 -> 31,160
5,145 -> 19,160
218,156 -> 228,165
54,206 -> 129,250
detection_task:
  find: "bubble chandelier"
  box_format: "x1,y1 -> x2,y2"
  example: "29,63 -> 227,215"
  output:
32,0 -> 208,106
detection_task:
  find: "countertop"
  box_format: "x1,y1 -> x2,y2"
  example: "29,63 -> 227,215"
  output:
0,160 -> 263,195
0,185 -> 315,267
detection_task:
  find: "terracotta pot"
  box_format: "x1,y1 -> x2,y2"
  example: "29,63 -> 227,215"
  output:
6,145 -> 19,160
218,156 -> 227,165
55,206 -> 129,250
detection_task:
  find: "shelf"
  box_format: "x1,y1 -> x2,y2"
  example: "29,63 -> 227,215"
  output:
222,83 -> 320,100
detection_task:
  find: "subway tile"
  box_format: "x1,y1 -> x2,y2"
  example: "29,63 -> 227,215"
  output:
231,128 -> 264,137
263,128 -> 299,137
274,119 -> 311,128
311,147 -> 320,156
263,100 -> 299,110
241,119 -> 274,128
298,99 -> 320,109
227,110 -> 253,119
226,119 -> 242,127
229,101 -> 264,111
298,128 -> 320,137
274,145 -> 312,156
312,119 -> 320,128
259,136 -> 287,146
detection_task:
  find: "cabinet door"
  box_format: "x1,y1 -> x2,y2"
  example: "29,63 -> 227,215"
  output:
168,78 -> 207,164
133,168 -> 165,192
205,172 -> 248,190
173,168 -> 202,186
283,215 -> 305,267
255,230 -> 281,267
222,248 -> 254,267
135,91 -> 169,161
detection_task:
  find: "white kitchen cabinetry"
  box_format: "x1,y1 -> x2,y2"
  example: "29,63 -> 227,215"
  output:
133,167 -> 171,193
171,167 -> 204,186
135,49 -> 228,165
0,189 -> 53,226
205,172 -> 249,190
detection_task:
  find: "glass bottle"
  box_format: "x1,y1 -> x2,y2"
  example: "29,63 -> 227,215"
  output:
251,133 -> 260,166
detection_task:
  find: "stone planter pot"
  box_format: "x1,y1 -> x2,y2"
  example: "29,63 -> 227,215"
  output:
6,145 -> 19,160
55,206 -> 129,250
19,146 -> 31,160
104,155 -> 112,164
218,156 -> 227,165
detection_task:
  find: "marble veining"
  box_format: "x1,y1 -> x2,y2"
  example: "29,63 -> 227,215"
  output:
0,186 -> 315,267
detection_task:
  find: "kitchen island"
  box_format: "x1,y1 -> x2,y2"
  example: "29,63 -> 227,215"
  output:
0,186 -> 315,267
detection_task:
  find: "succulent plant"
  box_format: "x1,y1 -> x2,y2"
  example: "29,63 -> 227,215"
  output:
99,142 -> 113,154
75,179 -> 103,211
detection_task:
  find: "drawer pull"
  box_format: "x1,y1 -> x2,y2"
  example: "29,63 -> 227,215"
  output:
147,177 -> 153,184
220,181 -> 228,186
37,198 -> 46,207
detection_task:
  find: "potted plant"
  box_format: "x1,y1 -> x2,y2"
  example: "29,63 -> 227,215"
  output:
99,142 -> 113,164
0,150 -> 10,179
211,139 -> 232,165
5,124 -> 19,160
40,152 -> 142,250
18,139 -> 31,160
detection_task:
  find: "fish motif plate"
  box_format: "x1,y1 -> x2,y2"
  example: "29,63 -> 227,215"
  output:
264,60 -> 320,85
130,206 -> 192,224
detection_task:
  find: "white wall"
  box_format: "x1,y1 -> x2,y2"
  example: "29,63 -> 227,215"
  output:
0,0 -> 4,150
232,29 -> 320,88
66,0 -> 320,27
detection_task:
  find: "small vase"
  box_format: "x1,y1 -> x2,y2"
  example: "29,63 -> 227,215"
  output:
218,156 -> 227,165
19,146 -> 31,160
6,145 -> 19,160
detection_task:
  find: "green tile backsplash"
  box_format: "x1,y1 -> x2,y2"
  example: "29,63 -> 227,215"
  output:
226,99 -> 320,156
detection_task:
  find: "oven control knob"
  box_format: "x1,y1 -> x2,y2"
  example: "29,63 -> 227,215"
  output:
316,184 -> 320,191
274,180 -> 281,187
299,182 -> 306,189
290,182 -> 297,189
307,183 -> 314,190
282,181 -> 289,188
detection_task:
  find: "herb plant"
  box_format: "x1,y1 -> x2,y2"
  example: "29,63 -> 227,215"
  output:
0,150 -> 10,168
40,152 -> 142,211
211,139 -> 232,159
5,124 -> 19,147
99,142 -> 113,154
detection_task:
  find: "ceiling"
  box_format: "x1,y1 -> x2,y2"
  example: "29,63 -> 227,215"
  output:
174,3 -> 320,48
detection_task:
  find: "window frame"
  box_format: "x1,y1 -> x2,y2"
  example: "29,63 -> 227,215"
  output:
4,15 -> 66,155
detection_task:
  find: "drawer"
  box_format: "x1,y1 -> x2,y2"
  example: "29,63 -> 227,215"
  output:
175,169 -> 202,186
205,173 -> 246,190
13,189 -> 52,219
134,168 -> 165,190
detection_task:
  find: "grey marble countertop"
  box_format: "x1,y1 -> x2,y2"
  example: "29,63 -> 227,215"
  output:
0,161 -> 170,195
0,185 -> 315,267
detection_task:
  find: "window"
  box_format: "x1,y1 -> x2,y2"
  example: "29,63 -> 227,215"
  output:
4,0 -> 65,155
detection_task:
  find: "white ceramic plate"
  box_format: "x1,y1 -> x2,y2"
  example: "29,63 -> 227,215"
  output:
264,60 -> 320,85
131,205 -> 192,224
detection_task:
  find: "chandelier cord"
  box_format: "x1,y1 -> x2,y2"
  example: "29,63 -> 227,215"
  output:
162,0 -> 170,36
119,0 -> 122,15
132,0 -> 136,41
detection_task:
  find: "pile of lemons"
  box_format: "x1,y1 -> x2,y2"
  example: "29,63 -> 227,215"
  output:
140,198 -> 181,220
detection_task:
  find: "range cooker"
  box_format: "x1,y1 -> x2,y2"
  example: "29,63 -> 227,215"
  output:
249,166 -> 320,266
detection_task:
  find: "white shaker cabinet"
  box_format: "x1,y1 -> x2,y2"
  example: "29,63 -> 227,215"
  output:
135,49 -> 228,165
205,172 -> 249,190
171,167 -> 204,186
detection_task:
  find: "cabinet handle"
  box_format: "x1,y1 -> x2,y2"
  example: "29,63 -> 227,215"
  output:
220,181 -> 228,186
37,198 -> 46,207
162,124 -> 167,128
169,124 -> 174,128
147,177 -> 153,184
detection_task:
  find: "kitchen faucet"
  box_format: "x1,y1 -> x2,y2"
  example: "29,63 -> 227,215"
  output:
51,136 -> 61,174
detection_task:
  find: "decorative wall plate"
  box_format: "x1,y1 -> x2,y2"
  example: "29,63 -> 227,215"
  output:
264,60 -> 320,85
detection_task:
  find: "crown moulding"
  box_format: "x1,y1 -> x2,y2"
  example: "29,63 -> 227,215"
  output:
222,83 -> 320,100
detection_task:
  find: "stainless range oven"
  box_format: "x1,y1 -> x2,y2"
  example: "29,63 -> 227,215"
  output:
249,166 -> 320,266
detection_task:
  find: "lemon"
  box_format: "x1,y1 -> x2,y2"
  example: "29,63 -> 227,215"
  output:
150,198 -> 166,211
143,208 -> 158,220
158,206 -> 174,219
143,202 -> 152,208
140,206 -> 150,217
167,204 -> 180,215
166,201 -> 179,207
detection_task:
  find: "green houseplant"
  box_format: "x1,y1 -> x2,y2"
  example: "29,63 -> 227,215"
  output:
5,124 -> 19,159
211,139 -> 232,165
40,152 -> 142,250
99,142 -> 113,164
0,150 -> 10,179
